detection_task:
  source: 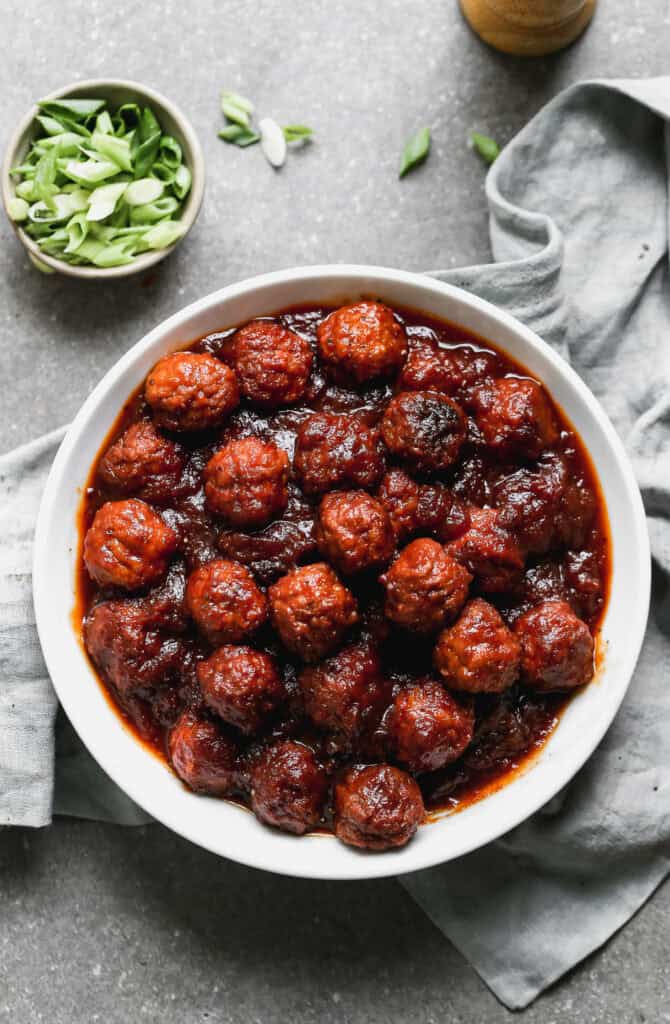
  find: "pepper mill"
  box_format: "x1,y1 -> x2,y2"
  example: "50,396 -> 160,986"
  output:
460,0 -> 597,56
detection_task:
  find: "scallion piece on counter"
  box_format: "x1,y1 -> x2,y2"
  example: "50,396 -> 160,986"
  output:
220,90 -> 254,128
283,125 -> 313,142
471,131 -> 500,165
7,96 -> 192,269
399,128 -> 431,178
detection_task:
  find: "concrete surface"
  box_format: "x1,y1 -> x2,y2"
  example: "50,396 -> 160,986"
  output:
1,0 -> 668,1020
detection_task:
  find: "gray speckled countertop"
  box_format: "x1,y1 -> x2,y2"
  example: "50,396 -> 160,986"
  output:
1,1 -> 668,1021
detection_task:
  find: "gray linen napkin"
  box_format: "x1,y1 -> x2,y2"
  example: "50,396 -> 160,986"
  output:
1,76 -> 669,1009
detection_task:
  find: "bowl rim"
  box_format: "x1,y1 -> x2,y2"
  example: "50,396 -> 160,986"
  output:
1,77 -> 205,279
33,264 -> 651,879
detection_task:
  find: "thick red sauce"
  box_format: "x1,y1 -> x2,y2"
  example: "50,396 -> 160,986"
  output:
75,302 -> 610,830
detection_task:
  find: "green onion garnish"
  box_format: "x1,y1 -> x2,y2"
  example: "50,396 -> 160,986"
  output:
7,96 -> 192,268
399,127 -> 431,179
471,131 -> 500,165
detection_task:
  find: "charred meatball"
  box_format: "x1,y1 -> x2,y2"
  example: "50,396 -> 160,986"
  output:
381,391 -> 466,472
378,469 -> 469,544
386,679 -> 474,773
515,599 -> 594,691
146,352 -> 240,432
317,301 -> 407,383
446,507 -> 524,593
380,538 -> 471,634
299,643 -> 389,745
204,437 -> 290,528
334,764 -> 424,851
294,413 -> 385,495
84,598 -> 183,695
315,491 -> 394,575
434,598 -> 521,693
97,420 -> 185,503
234,320 -> 313,407
84,499 -> 176,591
269,562 -> 358,662
168,709 -> 239,795
186,559 -> 267,644
250,740 -> 329,834
470,377 -> 558,458
198,645 -> 285,734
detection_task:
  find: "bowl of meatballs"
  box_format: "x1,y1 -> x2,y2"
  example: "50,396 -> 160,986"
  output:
33,265 -> 650,879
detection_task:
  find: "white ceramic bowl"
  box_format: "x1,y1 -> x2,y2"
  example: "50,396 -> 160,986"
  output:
2,79 -> 205,279
33,265 -> 650,880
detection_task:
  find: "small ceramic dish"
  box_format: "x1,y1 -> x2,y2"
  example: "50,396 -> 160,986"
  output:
1,78 -> 205,279
33,265 -> 650,879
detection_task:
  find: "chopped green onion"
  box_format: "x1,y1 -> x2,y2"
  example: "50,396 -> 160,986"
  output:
470,131 -> 500,165
12,96 -> 191,269
7,197 -> 29,222
283,124 -> 313,142
28,252 -> 56,273
218,124 -> 261,147
220,90 -> 254,128
86,182 -> 128,222
399,127 -> 431,178
124,177 -> 163,206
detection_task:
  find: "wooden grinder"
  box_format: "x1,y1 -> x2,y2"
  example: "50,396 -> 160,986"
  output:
460,0 -> 597,56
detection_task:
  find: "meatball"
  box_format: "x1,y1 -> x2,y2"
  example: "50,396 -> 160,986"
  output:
470,377 -> 558,458
514,599 -> 594,691
398,340 -> 498,396
434,598 -> 521,693
378,469 -> 469,544
555,473 -> 597,550
268,562 -> 358,662
334,764 -> 424,851
186,559 -> 267,644
494,454 -> 566,554
299,643 -> 389,744
168,709 -> 238,795
315,491 -> 394,575
83,499 -> 177,591
380,538 -> 471,634
198,645 -> 286,734
145,351 -> 240,432
381,391 -> 466,472
386,680 -> 474,773
97,420 -> 185,503
234,320 -> 312,407
445,507 -> 524,593
294,413 -> 385,495
317,301 -> 407,383
84,598 -> 183,695
204,437 -> 290,529
250,740 -> 329,835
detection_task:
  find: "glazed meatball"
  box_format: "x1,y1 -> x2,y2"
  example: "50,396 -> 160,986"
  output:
299,643 -> 389,744
234,320 -> 313,407
294,413 -> 385,495
446,507 -> 524,593
198,645 -> 285,734
515,599 -> 594,691
168,709 -> 239,795
84,598 -> 183,695
386,680 -> 474,773
555,473 -> 597,550
317,301 -> 407,383
250,740 -> 329,835
399,339 -> 498,395
146,352 -> 240,432
378,469 -> 469,544
334,764 -> 424,851
204,437 -> 290,528
470,377 -> 558,458
97,420 -> 185,503
268,562 -> 358,662
380,538 -> 471,634
434,598 -> 521,693
186,559 -> 267,644
315,491 -> 394,575
381,391 -> 467,472
494,454 -> 566,554
84,499 -> 177,591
